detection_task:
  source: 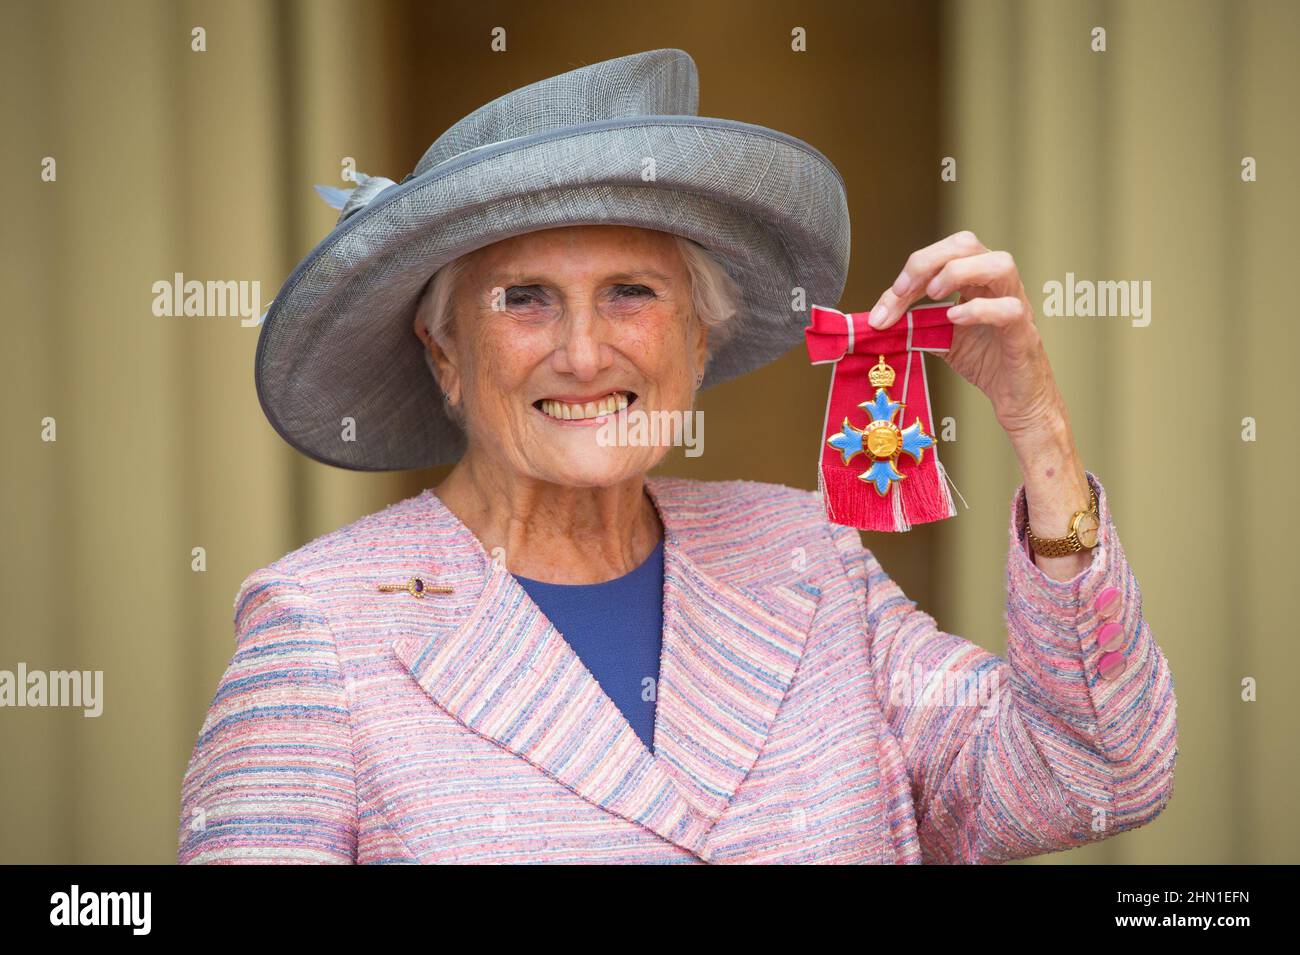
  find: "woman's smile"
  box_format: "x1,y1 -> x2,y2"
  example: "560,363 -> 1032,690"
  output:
532,390 -> 639,426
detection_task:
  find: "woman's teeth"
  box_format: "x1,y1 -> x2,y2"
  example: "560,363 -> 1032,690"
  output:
538,392 -> 630,421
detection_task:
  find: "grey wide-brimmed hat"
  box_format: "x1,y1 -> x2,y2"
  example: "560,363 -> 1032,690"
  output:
255,47 -> 850,470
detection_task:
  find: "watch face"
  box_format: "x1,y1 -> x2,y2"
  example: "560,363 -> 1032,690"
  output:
1075,512 -> 1100,548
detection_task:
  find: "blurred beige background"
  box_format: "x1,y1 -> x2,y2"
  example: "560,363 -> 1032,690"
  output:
1,0 -> 1296,863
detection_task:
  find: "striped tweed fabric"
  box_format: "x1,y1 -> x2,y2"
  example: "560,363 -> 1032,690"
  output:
178,471 -> 1177,863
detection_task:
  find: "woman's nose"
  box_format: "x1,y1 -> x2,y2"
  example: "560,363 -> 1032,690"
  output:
553,310 -> 613,380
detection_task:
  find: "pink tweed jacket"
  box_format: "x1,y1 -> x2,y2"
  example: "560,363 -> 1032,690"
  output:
178,471 -> 1177,864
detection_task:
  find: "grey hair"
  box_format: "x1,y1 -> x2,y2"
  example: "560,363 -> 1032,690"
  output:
414,233 -> 743,427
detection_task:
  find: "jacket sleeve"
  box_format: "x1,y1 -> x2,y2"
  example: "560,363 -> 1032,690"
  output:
178,568 -> 359,863
830,470 -> 1178,863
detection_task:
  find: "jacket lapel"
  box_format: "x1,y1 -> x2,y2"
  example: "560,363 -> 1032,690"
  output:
392,559 -> 714,855
390,478 -> 820,858
650,537 -> 822,822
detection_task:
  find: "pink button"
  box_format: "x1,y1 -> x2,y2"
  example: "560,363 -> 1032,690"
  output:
1096,621 -> 1125,652
1094,586 -> 1121,618
1098,651 -> 1126,681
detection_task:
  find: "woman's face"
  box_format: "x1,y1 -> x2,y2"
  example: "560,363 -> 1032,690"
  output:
419,224 -> 708,488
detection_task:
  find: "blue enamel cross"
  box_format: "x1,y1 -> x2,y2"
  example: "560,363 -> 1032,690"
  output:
827,371 -> 936,497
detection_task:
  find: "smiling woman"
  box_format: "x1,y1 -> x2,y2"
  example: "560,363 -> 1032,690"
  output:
178,47 -> 1176,865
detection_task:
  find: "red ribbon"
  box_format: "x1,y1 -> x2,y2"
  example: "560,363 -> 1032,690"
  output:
805,303 -> 958,532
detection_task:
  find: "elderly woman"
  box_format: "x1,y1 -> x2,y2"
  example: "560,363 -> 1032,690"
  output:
179,49 -> 1176,864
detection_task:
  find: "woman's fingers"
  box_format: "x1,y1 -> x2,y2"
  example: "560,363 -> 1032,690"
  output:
892,230 -> 988,295
947,295 -> 1035,333
925,249 -> 1021,301
869,230 -> 987,329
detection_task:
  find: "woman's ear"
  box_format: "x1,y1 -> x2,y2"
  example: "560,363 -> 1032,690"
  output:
413,316 -> 461,405
690,314 -> 709,384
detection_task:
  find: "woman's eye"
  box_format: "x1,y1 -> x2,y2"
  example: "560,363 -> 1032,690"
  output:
505,287 -> 544,307
614,285 -> 653,299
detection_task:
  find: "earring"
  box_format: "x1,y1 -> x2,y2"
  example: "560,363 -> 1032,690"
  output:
694,371 -> 704,388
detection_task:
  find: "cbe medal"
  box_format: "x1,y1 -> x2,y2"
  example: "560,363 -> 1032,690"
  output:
805,303 -> 961,532
827,354 -> 935,496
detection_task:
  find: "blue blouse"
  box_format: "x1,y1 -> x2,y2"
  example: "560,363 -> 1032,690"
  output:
512,536 -> 665,752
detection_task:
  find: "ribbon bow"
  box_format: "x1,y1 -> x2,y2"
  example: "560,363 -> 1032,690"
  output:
805,303 -> 963,532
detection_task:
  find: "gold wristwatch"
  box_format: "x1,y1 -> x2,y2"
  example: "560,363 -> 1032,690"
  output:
1025,485 -> 1099,557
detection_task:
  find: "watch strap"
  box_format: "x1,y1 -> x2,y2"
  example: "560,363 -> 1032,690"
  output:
1025,485 -> 1099,557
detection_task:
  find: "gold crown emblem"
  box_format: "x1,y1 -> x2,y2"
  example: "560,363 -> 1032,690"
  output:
868,355 -> 896,389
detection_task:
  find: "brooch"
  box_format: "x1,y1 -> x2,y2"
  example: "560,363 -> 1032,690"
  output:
376,576 -> 453,598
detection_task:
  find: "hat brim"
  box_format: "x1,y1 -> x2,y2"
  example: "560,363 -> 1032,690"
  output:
255,114 -> 850,471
